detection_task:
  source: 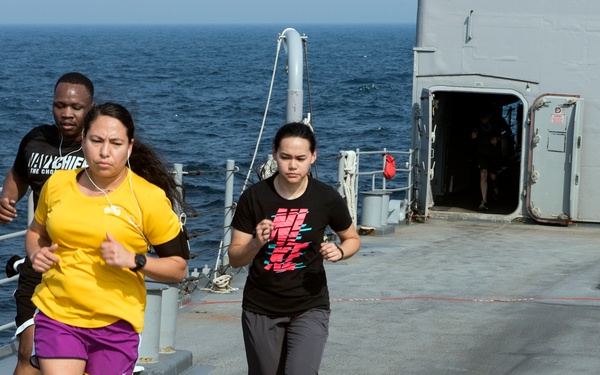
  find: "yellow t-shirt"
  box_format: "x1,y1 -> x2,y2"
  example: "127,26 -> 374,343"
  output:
32,168 -> 181,333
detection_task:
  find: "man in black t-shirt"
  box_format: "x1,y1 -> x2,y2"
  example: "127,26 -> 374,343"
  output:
0,72 -> 94,375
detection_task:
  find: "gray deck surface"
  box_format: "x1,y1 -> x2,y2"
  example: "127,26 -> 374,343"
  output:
3,218 -> 600,374
152,219 -> 600,375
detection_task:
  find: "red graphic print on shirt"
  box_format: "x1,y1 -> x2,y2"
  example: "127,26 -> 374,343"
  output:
265,208 -> 311,272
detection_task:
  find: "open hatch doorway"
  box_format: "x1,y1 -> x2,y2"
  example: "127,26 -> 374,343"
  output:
427,90 -> 523,215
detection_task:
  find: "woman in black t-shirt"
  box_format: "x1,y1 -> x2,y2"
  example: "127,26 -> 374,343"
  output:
229,122 -> 361,375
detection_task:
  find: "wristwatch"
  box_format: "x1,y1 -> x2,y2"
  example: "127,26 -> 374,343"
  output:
130,253 -> 147,272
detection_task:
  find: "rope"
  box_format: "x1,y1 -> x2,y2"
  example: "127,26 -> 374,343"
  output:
212,274 -> 232,289
303,36 -> 313,123
240,35 -> 284,194
201,274 -> 237,294
342,151 -> 358,225
302,36 -> 319,179
241,31 -> 317,189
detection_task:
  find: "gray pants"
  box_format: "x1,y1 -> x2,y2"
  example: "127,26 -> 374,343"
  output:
242,308 -> 330,375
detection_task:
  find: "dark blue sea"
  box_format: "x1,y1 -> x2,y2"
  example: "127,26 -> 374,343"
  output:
0,23 -> 415,346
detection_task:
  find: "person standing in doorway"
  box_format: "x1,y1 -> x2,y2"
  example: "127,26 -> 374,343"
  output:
0,72 -> 94,375
471,104 -> 511,210
229,122 -> 361,375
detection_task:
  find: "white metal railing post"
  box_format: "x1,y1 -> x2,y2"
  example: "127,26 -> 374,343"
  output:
355,148 -> 360,220
281,28 -> 303,123
28,191 -> 34,225
222,160 -> 235,267
159,283 -> 179,353
138,282 -> 167,364
173,163 -> 184,215
382,148 -> 387,191
337,153 -> 345,197
407,149 -> 414,207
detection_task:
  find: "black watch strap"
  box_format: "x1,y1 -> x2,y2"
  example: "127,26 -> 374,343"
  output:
130,253 -> 147,272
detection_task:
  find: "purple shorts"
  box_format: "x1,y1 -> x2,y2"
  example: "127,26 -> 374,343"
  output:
33,310 -> 140,375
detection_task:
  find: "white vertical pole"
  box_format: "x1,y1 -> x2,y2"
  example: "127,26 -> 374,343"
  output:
222,160 -> 235,267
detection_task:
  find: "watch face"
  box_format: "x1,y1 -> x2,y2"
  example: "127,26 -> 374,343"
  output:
135,254 -> 147,268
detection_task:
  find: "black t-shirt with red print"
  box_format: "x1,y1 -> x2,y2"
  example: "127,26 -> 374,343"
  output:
231,174 -> 352,316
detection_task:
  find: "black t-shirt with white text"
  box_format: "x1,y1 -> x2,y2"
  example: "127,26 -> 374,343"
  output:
13,125 -> 87,206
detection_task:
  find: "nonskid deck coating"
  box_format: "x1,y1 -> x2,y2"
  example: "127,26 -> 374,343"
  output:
2,219 -> 599,374
164,219 -> 600,375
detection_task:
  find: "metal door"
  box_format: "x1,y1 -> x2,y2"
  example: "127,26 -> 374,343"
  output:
527,94 -> 583,224
414,88 -> 436,218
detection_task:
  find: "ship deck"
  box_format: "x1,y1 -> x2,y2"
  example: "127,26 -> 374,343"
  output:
3,218 -> 600,374
153,218 -> 600,374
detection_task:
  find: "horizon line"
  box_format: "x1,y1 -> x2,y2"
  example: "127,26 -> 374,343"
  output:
0,22 -> 416,27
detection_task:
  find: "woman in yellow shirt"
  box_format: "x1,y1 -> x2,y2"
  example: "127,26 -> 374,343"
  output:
26,102 -> 190,375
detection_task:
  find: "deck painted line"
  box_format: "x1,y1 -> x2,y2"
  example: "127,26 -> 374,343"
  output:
184,295 -> 600,306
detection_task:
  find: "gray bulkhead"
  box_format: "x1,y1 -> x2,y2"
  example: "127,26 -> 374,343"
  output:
411,0 -> 600,224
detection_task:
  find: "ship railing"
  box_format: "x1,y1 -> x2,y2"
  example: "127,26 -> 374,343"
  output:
2,155 -> 373,337
0,271 -> 20,333
140,161 -> 238,360
0,188 -> 33,333
172,160 -> 238,291
337,148 -> 415,227
0,161 -> 239,339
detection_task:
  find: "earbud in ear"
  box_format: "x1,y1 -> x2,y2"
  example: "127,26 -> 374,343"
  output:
127,151 -> 131,158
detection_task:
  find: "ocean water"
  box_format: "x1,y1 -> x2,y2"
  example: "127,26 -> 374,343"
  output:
0,23 -> 415,346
